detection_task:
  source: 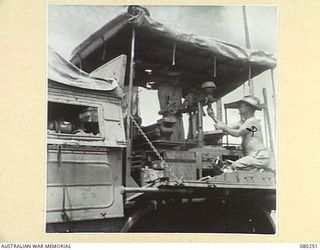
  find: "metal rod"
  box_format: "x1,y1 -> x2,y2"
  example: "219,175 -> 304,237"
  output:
263,108 -> 269,148
270,69 -> 276,150
125,27 -> 136,187
270,68 -> 276,115
242,6 -> 254,95
172,42 -> 176,65
213,55 -> 217,78
125,183 -> 155,203
216,99 -> 223,144
224,107 -> 229,146
242,6 -> 251,49
123,187 -> 189,194
197,101 -> 203,146
187,112 -> 193,139
262,88 -> 274,153
248,64 -> 254,95
47,183 -> 112,188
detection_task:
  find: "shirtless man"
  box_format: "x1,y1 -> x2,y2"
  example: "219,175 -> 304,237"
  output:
207,95 -> 270,170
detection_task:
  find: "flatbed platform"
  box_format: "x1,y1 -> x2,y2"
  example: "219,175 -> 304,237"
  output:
163,170 -> 276,190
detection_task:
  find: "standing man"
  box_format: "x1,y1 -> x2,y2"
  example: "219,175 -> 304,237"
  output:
207,95 -> 270,170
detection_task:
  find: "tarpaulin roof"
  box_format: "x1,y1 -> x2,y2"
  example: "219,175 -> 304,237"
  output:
70,6 -> 276,98
48,46 -> 118,91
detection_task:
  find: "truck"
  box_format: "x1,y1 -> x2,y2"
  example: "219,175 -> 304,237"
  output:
46,6 -> 276,233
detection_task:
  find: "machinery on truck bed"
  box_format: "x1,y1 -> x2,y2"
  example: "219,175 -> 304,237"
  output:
46,6 -> 277,233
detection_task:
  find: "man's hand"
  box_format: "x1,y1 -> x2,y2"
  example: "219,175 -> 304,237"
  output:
214,121 -> 226,130
207,106 -> 223,124
207,107 -> 215,118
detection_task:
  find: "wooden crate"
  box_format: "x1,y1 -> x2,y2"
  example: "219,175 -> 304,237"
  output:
163,151 -> 197,181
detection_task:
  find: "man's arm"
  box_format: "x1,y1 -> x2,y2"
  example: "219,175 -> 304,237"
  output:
221,118 -> 256,137
207,107 -> 251,137
207,107 -> 239,130
227,122 -> 240,130
221,125 -> 248,137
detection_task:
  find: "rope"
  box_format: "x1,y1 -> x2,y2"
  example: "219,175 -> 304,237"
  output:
128,8 -> 144,23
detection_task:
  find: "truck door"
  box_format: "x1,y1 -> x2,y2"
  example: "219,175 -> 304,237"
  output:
46,99 -> 124,223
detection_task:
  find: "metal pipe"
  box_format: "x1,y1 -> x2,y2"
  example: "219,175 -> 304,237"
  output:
216,99 -> 223,144
125,183 -> 155,203
262,88 -> 274,153
224,106 -> 229,146
213,55 -> 217,78
172,42 -> 176,65
122,187 -> 189,194
197,101 -> 203,146
248,64 -> 254,95
270,68 -> 276,117
125,27 -> 136,187
242,6 -> 251,49
242,6 -> 254,95
263,109 -> 269,148
270,69 -> 276,152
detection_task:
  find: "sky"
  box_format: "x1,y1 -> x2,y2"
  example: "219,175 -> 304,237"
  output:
48,5 -> 277,146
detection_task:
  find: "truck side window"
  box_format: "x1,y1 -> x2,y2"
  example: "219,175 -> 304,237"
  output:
47,102 -> 100,136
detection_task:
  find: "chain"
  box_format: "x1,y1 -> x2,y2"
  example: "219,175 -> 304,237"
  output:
129,114 -> 183,185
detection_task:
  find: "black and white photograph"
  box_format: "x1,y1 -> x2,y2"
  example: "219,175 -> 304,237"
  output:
46,5 -> 277,234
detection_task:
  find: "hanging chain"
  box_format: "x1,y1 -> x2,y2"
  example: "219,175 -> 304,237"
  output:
129,114 -> 183,185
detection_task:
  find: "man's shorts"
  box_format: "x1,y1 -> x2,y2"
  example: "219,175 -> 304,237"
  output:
231,149 -> 270,170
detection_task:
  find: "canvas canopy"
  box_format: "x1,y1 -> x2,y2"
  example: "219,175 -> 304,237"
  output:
48,46 -> 118,91
70,6 -> 276,98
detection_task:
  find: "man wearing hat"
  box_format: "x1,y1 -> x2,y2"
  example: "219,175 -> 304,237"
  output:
207,95 -> 270,170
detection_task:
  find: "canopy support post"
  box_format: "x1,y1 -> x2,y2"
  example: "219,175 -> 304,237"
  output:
197,101 -> 204,147
248,64 -> 254,95
125,27 -> 136,187
216,99 -> 223,144
242,6 -> 254,95
172,42 -> 176,66
263,108 -> 269,148
271,68 -> 276,113
224,106 -> 229,146
262,88 -> 274,153
242,6 -> 251,49
213,55 -> 217,78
